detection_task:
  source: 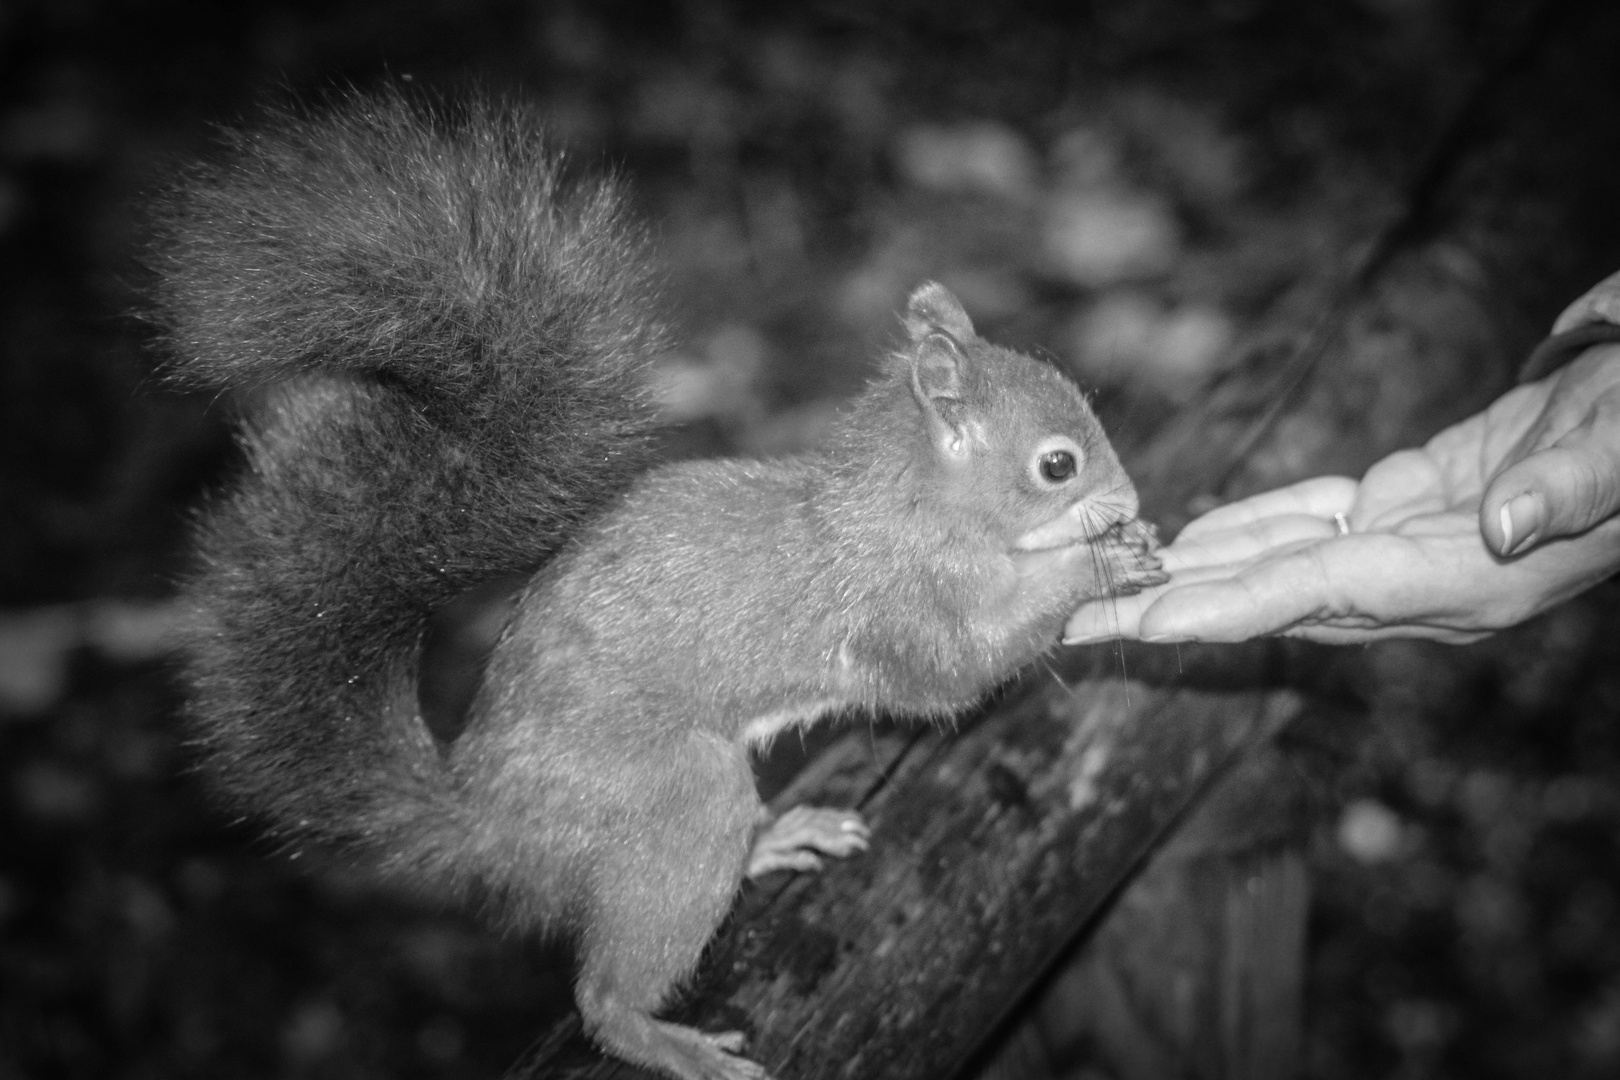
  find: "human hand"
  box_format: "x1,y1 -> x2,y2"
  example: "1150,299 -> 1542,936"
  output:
1065,343 -> 1620,645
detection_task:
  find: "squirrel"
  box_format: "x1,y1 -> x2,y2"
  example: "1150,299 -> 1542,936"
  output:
149,87 -> 1164,1080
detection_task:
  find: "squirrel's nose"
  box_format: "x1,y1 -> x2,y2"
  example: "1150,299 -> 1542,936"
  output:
1081,484 -> 1139,532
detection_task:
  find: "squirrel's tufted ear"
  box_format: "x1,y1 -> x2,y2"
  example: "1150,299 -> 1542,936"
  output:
901,283 -> 977,457
910,331 -> 964,405
903,281 -> 976,343
906,329 -> 970,458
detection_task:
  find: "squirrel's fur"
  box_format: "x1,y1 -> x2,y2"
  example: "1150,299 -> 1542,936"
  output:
153,87 -> 1161,1080
151,90 -> 665,869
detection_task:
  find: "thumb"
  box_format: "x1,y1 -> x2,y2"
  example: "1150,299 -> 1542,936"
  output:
1482,436 -> 1620,556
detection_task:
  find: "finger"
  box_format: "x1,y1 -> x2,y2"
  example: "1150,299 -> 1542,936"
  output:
1159,513 -> 1340,572
1062,586 -> 1165,644
1065,548 -> 1328,643
1136,558 -> 1330,643
1280,622 -> 1492,646
1351,448 -> 1446,530
1172,476 -> 1358,543
1482,434 -> 1620,555
1550,269 -> 1620,334
1139,534 -> 1438,642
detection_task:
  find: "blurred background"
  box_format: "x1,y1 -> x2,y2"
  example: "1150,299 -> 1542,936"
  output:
3,1 -> 1620,1077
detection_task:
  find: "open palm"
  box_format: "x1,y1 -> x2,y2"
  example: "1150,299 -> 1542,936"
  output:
1066,344 -> 1620,645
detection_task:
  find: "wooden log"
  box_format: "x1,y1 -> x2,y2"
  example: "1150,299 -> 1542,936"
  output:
977,732 -> 1317,1080
521,678 -> 1301,1080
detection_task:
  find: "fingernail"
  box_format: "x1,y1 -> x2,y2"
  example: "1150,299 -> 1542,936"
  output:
1062,634 -> 1110,646
1500,492 -> 1543,557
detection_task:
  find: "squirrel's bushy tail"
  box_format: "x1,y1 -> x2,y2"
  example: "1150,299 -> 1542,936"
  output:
150,88 -> 664,873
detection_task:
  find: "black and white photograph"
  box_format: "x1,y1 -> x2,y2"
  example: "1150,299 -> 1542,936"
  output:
3,2 -> 1620,1078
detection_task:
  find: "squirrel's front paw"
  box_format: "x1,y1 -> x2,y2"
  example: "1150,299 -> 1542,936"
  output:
746,806 -> 869,878
1085,521 -> 1165,596
1122,550 -> 1170,593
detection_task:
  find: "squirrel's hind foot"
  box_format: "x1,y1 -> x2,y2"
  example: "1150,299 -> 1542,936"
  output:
591,1014 -> 769,1080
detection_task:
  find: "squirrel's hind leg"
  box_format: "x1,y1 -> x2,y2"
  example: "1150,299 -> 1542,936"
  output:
573,732 -> 767,1080
574,842 -> 766,1080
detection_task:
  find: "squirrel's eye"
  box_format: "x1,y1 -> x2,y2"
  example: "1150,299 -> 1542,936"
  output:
1038,449 -> 1077,483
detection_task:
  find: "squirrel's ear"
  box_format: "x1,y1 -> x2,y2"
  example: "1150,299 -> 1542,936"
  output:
902,283 -> 975,457
903,281 -> 976,343
908,331 -> 970,456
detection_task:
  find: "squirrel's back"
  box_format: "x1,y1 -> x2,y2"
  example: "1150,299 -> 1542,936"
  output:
150,89 -> 666,869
